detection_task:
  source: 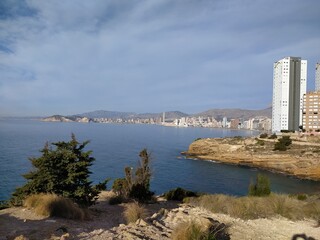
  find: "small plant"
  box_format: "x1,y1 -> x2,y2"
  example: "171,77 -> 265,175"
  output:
109,195 -> 124,205
0,200 -> 9,210
164,187 -> 198,201
172,221 -> 206,240
273,136 -> 292,151
259,133 -> 268,138
24,194 -> 87,220
171,220 -> 229,240
297,194 -> 307,201
194,138 -> 202,141
280,130 -> 294,133
113,149 -> 154,203
248,174 -> 271,197
268,133 -> 277,139
256,139 -> 265,146
112,178 -> 129,197
123,202 -> 147,223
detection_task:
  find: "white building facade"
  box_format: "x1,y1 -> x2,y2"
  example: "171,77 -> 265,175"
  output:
272,57 -> 307,132
316,63 -> 320,91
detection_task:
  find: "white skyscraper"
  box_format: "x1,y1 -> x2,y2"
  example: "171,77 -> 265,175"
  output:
316,63 -> 320,91
272,57 -> 307,132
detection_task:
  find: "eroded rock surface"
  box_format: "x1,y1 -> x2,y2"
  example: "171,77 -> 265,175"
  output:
185,137 -> 320,181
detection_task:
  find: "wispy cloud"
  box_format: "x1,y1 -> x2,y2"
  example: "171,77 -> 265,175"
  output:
1,0 -> 320,116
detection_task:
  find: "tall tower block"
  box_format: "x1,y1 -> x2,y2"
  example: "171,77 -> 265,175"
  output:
316,63 -> 320,91
272,57 -> 307,132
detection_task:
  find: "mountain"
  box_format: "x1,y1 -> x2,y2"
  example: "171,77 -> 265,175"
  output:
136,111 -> 188,119
193,107 -> 272,120
75,110 -> 188,120
76,110 -> 136,119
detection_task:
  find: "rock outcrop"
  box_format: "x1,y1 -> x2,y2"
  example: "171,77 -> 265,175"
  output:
184,137 -> 320,181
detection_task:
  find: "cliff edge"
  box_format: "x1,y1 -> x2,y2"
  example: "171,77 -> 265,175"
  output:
185,137 -> 320,181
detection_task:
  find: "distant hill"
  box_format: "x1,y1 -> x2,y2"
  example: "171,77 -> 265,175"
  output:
43,108 -> 271,121
75,110 -> 188,120
136,111 -> 188,119
193,107 -> 272,120
76,110 -> 135,119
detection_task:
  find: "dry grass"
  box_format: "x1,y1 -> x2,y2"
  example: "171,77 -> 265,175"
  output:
171,221 -> 207,240
171,220 -> 229,240
186,193 -> 320,221
123,202 -> 147,223
24,194 -> 87,220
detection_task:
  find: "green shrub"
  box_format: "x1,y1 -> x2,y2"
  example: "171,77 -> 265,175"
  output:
280,130 -> 294,133
259,133 -> 268,138
248,174 -> 271,197
0,200 -> 9,210
24,194 -> 87,220
11,134 -> 108,207
164,187 -> 198,201
129,183 -> 154,202
273,136 -> 292,151
297,194 -> 307,201
109,195 -> 124,205
256,139 -> 265,146
114,149 -> 154,203
112,178 -> 129,197
268,133 -> 277,139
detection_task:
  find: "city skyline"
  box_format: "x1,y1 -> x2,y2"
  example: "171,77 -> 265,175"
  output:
1,1 -> 320,117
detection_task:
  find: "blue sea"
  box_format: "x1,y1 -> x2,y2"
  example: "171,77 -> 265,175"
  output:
0,119 -> 319,201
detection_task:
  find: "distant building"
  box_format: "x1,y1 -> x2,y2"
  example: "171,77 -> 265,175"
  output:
230,119 -> 240,129
316,63 -> 320,91
302,91 -> 320,132
222,117 -> 227,128
272,57 -> 307,132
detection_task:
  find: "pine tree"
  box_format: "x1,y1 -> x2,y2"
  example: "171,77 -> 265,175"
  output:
12,134 -> 106,207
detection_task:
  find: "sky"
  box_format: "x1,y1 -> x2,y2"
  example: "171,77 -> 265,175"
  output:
1,0 -> 320,117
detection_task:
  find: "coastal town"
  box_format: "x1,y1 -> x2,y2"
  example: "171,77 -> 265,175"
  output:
42,114 -> 272,132
93,115 -> 272,131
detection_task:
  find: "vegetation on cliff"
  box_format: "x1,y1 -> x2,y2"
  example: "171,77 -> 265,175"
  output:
11,134 -> 109,207
248,174 -> 271,197
111,148 -> 154,203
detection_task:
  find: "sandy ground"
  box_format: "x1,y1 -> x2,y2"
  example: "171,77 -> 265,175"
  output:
0,192 -> 319,240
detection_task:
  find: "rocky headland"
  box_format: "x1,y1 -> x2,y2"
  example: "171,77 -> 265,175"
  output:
41,115 -> 90,123
184,136 -> 320,181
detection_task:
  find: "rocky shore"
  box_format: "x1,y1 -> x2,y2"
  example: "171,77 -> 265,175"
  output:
184,136 -> 320,181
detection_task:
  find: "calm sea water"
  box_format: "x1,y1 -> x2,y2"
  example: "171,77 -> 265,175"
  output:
0,119 -> 319,201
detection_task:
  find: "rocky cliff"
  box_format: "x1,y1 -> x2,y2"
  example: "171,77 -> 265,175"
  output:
185,137 -> 320,181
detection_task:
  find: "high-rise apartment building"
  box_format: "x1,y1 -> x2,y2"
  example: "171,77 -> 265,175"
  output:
316,63 -> 320,91
272,57 -> 307,132
302,91 -> 320,132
